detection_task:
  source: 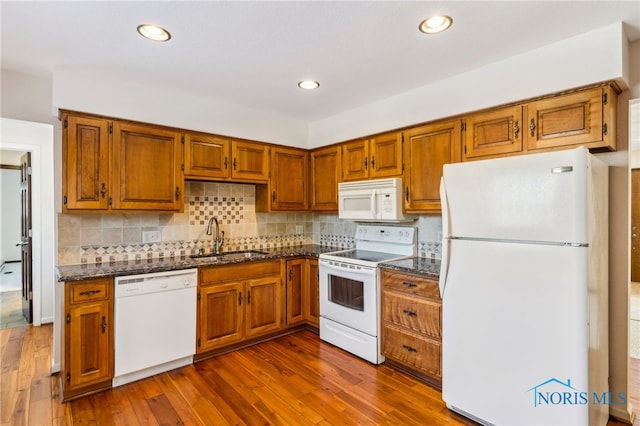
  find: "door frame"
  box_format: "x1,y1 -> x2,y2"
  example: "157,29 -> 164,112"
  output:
0,118 -> 55,330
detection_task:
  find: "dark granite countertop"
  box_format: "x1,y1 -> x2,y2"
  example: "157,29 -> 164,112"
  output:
56,244 -> 338,282
379,257 -> 441,278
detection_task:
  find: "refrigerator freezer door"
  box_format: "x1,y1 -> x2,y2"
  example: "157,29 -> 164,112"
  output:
441,148 -> 588,244
441,239 -> 601,426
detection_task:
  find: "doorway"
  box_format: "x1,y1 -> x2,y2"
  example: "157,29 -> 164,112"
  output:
0,157 -> 31,328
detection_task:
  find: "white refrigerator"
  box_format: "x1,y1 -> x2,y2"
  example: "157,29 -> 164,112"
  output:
439,147 -> 609,426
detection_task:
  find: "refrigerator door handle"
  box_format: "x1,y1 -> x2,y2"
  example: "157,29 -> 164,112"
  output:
439,177 -> 451,298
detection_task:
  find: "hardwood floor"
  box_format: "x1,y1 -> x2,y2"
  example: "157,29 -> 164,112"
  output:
0,324 -> 637,425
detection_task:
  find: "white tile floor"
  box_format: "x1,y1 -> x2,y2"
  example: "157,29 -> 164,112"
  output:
0,262 -> 28,329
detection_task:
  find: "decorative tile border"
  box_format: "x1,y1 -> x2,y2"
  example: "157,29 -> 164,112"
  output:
80,234 -> 311,264
318,234 -> 355,249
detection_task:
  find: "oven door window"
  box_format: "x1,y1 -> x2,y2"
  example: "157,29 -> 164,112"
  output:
328,274 -> 364,311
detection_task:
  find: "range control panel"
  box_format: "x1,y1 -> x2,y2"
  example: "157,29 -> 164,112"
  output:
355,225 -> 416,244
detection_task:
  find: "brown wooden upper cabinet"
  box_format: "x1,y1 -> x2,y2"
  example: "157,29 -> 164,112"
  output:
310,145 -> 341,211
256,146 -> 308,211
462,84 -> 617,161
341,131 -> 403,181
525,86 -> 617,152
462,105 -> 524,160
111,122 -> 183,211
62,114 -> 110,210
61,111 -> 183,212
183,133 -> 231,179
403,120 -> 461,213
184,135 -> 269,183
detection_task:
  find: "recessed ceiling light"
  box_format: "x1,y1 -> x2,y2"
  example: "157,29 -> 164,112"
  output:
137,24 -> 171,42
419,15 -> 453,34
298,80 -> 320,90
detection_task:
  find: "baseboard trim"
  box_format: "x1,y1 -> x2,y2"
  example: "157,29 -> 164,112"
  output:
610,405 -> 634,424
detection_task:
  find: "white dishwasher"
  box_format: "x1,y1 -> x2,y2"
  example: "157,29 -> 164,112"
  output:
113,268 -> 197,387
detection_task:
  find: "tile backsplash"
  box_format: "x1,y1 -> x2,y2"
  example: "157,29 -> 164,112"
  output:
56,181 -> 442,265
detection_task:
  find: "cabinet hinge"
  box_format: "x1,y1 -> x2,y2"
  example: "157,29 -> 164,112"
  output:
461,121 -> 467,132
63,119 -> 68,129
66,313 -> 70,323
63,195 -> 68,205
66,372 -> 71,383
603,123 -> 608,136
108,124 -> 113,134
603,93 -> 608,105
197,338 -> 201,347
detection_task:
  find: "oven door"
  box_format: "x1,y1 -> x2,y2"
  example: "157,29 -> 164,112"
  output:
319,258 -> 378,336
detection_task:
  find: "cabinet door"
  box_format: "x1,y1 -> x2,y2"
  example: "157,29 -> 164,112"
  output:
462,105 -> 523,160
310,145 -> 341,211
341,139 -> 369,181
184,133 -> 231,179
245,275 -> 282,338
526,87 -> 607,151
231,140 -> 269,182
286,259 -> 305,325
62,114 -> 110,210
65,301 -> 112,390
305,259 -> 320,328
271,147 -> 308,210
111,122 -> 183,211
370,131 -> 403,178
403,120 -> 461,212
197,282 -> 244,352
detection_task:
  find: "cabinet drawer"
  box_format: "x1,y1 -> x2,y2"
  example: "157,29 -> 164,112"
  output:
382,324 -> 441,378
200,261 -> 281,284
69,279 -> 110,304
381,269 -> 439,299
382,291 -> 441,338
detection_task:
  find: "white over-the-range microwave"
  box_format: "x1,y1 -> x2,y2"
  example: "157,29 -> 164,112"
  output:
338,177 -> 416,222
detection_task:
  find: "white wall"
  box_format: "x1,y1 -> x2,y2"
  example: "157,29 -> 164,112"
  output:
308,23 -> 629,147
0,168 -> 22,263
51,66 -> 309,148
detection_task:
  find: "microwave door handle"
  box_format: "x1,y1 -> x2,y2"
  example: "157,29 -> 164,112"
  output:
370,190 -> 377,217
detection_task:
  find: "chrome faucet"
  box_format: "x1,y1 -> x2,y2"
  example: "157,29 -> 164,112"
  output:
206,217 -> 225,255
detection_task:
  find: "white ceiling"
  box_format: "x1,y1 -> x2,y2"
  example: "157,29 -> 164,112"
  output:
2,1 -> 640,122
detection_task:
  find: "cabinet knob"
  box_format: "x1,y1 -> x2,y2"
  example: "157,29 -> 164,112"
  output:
175,186 -> 181,201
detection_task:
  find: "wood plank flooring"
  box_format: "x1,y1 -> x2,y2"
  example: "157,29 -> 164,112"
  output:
0,324 -> 637,425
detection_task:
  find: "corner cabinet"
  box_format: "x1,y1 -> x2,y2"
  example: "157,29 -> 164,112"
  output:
61,111 -> 183,212
197,261 -> 282,354
403,120 -> 461,213
310,145 -> 341,212
341,131 -> 403,181
256,146 -> 309,211
62,277 -> 114,401
381,269 -> 442,388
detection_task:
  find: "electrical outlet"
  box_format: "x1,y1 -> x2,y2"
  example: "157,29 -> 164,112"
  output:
142,231 -> 161,243
295,225 -> 304,234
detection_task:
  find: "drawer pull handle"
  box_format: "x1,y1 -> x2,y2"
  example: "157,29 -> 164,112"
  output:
402,281 -> 417,288
402,344 -> 417,353
79,289 -> 101,297
402,309 -> 417,317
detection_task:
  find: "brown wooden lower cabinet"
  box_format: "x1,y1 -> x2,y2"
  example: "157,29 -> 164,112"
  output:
62,277 -> 114,401
381,268 -> 442,387
197,261 -> 283,354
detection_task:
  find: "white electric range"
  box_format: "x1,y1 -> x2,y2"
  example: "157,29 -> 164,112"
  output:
318,224 -> 416,364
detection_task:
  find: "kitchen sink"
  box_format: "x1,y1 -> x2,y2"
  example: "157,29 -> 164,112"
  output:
190,250 -> 269,260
